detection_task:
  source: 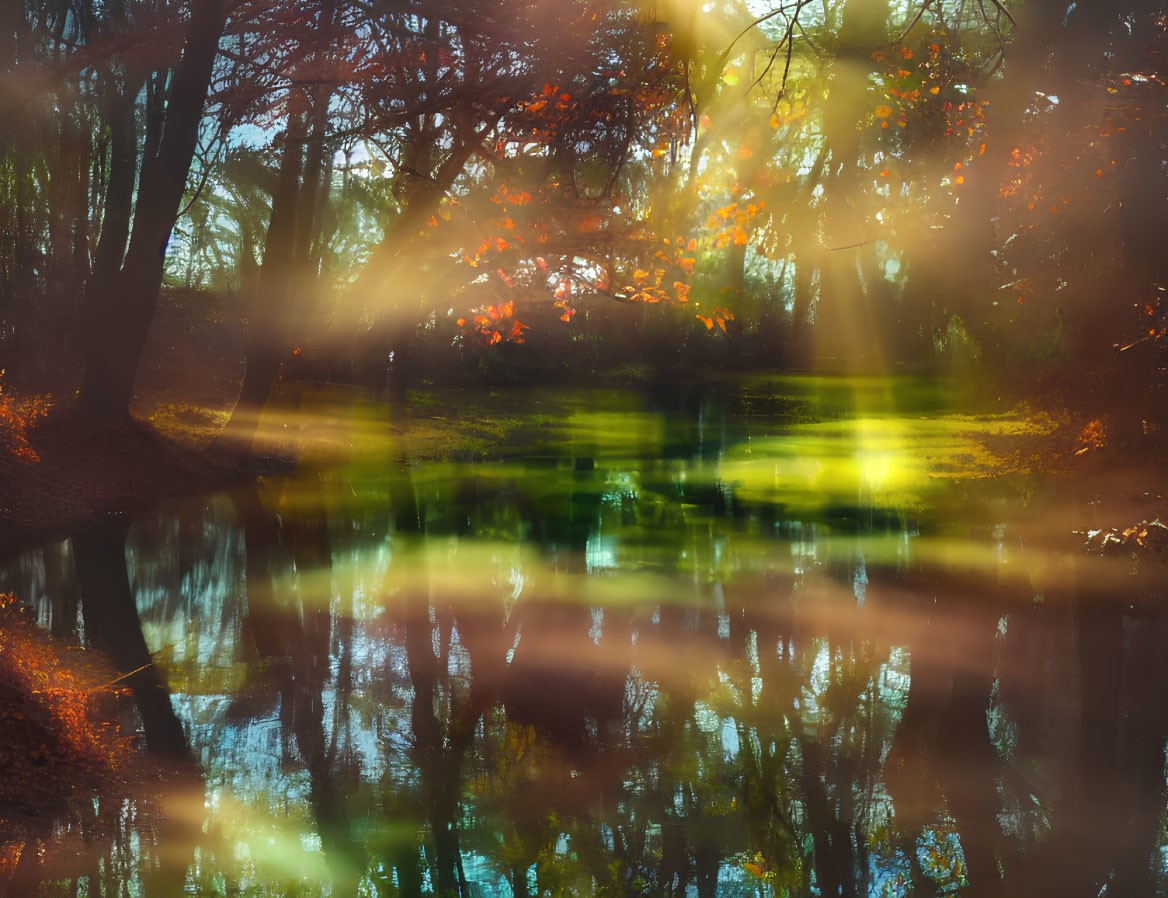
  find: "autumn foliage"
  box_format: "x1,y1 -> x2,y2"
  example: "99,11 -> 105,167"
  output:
0,597 -> 134,827
0,377 -> 51,463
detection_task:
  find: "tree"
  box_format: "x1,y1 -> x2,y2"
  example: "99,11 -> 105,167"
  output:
79,0 -> 231,419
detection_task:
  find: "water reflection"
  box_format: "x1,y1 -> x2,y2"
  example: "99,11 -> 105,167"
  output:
1,383 -> 1166,896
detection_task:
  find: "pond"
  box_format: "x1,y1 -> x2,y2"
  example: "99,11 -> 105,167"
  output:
2,376 -> 1165,897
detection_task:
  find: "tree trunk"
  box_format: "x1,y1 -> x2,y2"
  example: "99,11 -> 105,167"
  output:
79,0 -> 228,419
812,0 -> 888,371
216,99 -> 307,452
72,517 -> 191,760
88,70 -> 143,286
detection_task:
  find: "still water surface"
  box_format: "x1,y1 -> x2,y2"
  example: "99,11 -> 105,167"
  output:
2,377 -> 1166,897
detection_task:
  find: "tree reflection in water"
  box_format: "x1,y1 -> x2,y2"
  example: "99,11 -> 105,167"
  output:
1,393 -> 1166,897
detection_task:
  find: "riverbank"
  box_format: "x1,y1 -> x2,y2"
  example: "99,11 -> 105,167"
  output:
0,410 -> 230,557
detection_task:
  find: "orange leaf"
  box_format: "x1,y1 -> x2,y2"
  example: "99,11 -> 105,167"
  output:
696,314 -> 714,329
678,258 -> 696,274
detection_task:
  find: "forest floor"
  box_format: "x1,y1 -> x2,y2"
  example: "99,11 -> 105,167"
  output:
0,300 -> 248,554
0,407 -> 236,556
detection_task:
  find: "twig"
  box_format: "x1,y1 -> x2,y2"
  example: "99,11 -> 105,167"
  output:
89,663 -> 154,693
823,237 -> 879,251
898,0 -> 935,43
986,0 -> 1017,28
713,2 -> 803,79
